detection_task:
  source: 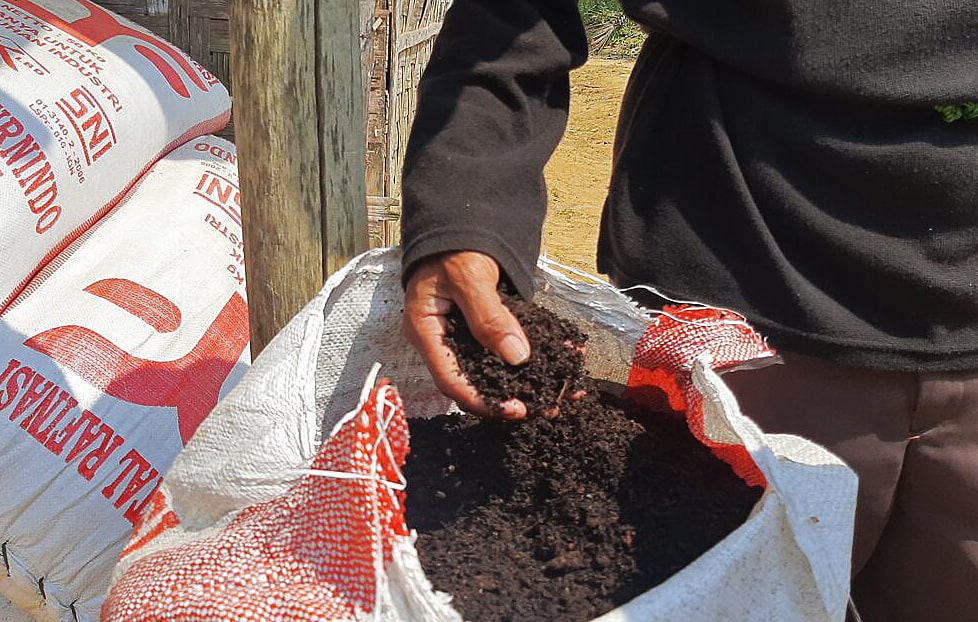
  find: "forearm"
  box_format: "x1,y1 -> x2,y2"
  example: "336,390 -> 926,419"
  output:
400,0 -> 587,299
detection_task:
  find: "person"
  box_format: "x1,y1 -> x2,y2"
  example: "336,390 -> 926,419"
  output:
398,1 -> 978,620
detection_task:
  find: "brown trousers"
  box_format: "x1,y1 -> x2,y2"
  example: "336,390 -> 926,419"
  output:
723,353 -> 978,622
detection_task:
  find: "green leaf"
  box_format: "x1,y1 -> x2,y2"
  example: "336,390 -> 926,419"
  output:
934,103 -> 978,123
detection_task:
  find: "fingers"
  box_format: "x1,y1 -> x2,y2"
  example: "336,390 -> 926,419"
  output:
405,308 -> 488,415
403,251 -> 529,418
497,398 -> 528,420
440,253 -> 530,366
410,317 -> 527,420
405,252 -> 598,421
539,378 -> 588,420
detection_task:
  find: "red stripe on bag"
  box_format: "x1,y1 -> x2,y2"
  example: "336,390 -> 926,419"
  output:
84,279 -> 182,333
625,306 -> 775,488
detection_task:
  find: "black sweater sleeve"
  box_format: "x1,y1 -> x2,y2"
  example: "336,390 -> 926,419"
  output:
399,0 -> 588,299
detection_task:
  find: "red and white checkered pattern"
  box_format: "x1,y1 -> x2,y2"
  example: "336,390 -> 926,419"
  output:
626,305 -> 776,487
102,378 -> 409,622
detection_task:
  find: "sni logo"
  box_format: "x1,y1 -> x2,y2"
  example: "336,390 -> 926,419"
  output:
57,85 -> 117,166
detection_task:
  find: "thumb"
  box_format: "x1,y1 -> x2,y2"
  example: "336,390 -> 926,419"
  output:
459,291 -> 530,366
446,258 -> 531,366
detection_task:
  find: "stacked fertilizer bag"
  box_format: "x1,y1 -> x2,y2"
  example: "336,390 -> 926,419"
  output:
102,249 -> 859,622
0,1 -> 248,615
0,130 -> 250,622
0,0 -> 231,311
0,134 -> 250,621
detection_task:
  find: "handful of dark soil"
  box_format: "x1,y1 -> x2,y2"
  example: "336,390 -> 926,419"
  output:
443,292 -> 589,416
403,294 -> 762,622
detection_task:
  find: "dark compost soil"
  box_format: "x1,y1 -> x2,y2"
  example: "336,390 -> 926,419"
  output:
403,294 -> 763,622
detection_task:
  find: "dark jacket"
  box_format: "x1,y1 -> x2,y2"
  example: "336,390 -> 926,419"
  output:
401,0 -> 978,372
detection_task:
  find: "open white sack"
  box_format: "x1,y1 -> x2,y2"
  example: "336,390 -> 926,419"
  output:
106,248 -> 858,622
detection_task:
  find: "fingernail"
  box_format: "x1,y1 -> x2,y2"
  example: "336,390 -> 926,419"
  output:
499,334 -> 530,365
499,398 -> 527,420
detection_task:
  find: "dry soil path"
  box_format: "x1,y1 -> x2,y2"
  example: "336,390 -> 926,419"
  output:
542,56 -> 634,277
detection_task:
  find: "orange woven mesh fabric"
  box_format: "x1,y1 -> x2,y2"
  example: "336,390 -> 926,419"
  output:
102,380 -> 409,622
626,306 -> 776,488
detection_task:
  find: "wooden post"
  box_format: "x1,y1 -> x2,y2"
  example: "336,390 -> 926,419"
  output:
231,0 -> 368,358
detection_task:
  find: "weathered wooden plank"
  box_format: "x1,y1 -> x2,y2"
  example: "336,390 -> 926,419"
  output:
367,195 -> 399,207
364,4 -> 390,208
146,0 -> 168,15
95,0 -> 144,13
121,13 -> 170,38
189,0 -> 229,19
187,15 -> 207,69
394,19 -> 440,53
204,18 -> 231,97
167,0 -> 190,50
317,0 -> 368,276
209,17 -> 230,45
360,0 -> 374,58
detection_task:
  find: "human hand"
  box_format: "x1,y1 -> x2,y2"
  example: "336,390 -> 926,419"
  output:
403,251 -> 532,419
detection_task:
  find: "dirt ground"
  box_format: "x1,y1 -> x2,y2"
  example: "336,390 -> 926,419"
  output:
542,57 -> 634,277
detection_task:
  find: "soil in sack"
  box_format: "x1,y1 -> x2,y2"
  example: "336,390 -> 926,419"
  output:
403,293 -> 763,622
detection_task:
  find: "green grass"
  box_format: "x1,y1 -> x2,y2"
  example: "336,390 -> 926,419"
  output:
579,0 -> 645,58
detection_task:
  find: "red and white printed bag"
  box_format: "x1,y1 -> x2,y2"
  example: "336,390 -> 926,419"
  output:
0,135 -> 249,621
0,0 -> 231,311
103,248 -> 858,622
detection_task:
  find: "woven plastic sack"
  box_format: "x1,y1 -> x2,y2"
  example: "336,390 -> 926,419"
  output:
0,0 -> 231,311
0,135 -> 250,621
105,248 -> 857,622
1,597 -> 34,622
103,366 -> 463,622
